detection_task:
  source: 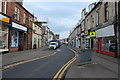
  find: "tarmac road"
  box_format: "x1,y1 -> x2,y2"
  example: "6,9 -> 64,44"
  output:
2,45 -> 75,79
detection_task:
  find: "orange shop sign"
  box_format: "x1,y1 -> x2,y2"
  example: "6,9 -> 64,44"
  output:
0,14 -> 10,23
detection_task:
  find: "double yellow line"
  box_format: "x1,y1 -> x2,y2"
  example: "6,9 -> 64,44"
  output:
53,48 -> 79,80
0,52 -> 56,71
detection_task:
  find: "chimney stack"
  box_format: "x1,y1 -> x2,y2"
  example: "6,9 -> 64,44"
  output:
16,0 -> 24,5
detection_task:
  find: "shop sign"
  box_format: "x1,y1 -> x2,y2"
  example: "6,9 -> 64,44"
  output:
0,14 -> 10,23
12,22 -> 27,31
90,31 -> 96,37
96,25 -> 115,37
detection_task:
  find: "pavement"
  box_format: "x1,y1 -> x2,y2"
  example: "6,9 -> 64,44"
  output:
65,46 -> 120,79
2,46 -> 53,67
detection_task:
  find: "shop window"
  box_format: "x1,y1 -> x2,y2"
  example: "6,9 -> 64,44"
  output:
93,38 -> 98,49
34,38 -> 37,44
11,30 -> 19,47
0,26 -> 8,49
102,37 -> 116,53
86,39 -> 90,49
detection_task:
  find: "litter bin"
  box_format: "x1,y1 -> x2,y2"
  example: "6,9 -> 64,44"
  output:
79,49 -> 92,64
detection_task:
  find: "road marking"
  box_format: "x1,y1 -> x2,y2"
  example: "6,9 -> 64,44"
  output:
0,52 -> 56,71
53,47 -> 78,80
56,49 -> 61,52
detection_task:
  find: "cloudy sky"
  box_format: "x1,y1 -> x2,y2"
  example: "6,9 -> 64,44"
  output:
23,2 -> 92,39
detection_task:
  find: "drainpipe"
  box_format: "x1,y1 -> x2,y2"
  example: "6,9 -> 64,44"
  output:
115,0 -> 119,58
114,1 -> 117,58
117,1 -> 120,58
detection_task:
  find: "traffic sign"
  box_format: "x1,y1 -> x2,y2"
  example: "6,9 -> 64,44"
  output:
90,31 -> 96,37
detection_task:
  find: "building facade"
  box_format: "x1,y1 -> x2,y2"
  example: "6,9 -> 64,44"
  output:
0,13 -> 11,52
69,1 -> 119,58
32,22 -> 42,49
87,1 -> 118,57
1,0 -> 34,51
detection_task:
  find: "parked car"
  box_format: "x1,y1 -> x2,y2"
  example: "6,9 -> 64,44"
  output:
49,42 -> 57,50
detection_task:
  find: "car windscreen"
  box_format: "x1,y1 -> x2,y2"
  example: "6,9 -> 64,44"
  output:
50,43 -> 56,45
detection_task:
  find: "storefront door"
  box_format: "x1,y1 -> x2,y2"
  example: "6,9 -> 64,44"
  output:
23,33 -> 27,50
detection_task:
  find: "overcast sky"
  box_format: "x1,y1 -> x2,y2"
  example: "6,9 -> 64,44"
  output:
23,2 -> 92,39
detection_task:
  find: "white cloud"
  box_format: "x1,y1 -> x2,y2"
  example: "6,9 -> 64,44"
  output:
23,2 -> 90,39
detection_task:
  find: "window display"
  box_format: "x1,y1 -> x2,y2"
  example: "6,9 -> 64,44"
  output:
11,30 -> 19,47
0,26 -> 8,49
93,38 -> 98,49
102,37 -> 116,53
86,39 -> 90,48
34,38 -> 37,44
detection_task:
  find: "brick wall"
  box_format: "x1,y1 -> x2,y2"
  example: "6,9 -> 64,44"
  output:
2,1 -> 34,51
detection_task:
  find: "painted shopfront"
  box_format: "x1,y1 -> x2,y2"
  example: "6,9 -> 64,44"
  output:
10,22 -> 27,51
93,25 -> 117,57
0,13 -> 11,52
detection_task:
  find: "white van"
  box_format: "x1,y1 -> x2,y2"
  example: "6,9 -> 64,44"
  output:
49,42 -> 57,49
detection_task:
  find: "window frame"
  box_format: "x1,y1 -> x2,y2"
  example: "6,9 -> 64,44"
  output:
104,2 -> 109,22
3,0 -> 7,14
23,12 -> 26,24
96,11 -> 99,26
17,8 -> 20,21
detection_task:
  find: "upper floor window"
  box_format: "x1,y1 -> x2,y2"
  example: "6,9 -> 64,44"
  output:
23,13 -> 26,24
96,11 -> 99,26
14,7 -> 20,21
0,0 -> 2,12
90,15 -> 93,28
3,0 -> 7,14
17,8 -> 20,21
105,2 -> 109,22
29,17 -> 32,26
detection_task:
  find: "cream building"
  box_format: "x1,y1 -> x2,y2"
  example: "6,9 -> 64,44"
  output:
32,22 -> 42,49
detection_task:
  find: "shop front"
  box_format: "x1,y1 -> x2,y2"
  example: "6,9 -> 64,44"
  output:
10,22 -> 27,51
76,35 -> 81,48
93,25 -> 117,57
86,36 -> 90,49
0,13 -> 11,53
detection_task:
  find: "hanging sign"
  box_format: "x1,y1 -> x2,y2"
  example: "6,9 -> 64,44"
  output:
90,31 -> 96,37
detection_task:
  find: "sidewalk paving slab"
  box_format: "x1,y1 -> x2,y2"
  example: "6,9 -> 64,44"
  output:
65,46 -> 119,79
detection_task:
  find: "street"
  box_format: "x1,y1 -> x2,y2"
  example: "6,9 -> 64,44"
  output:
0,1 -> 120,79
2,46 -> 75,78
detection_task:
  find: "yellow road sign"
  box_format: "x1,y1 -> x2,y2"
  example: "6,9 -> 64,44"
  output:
90,32 -> 96,37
